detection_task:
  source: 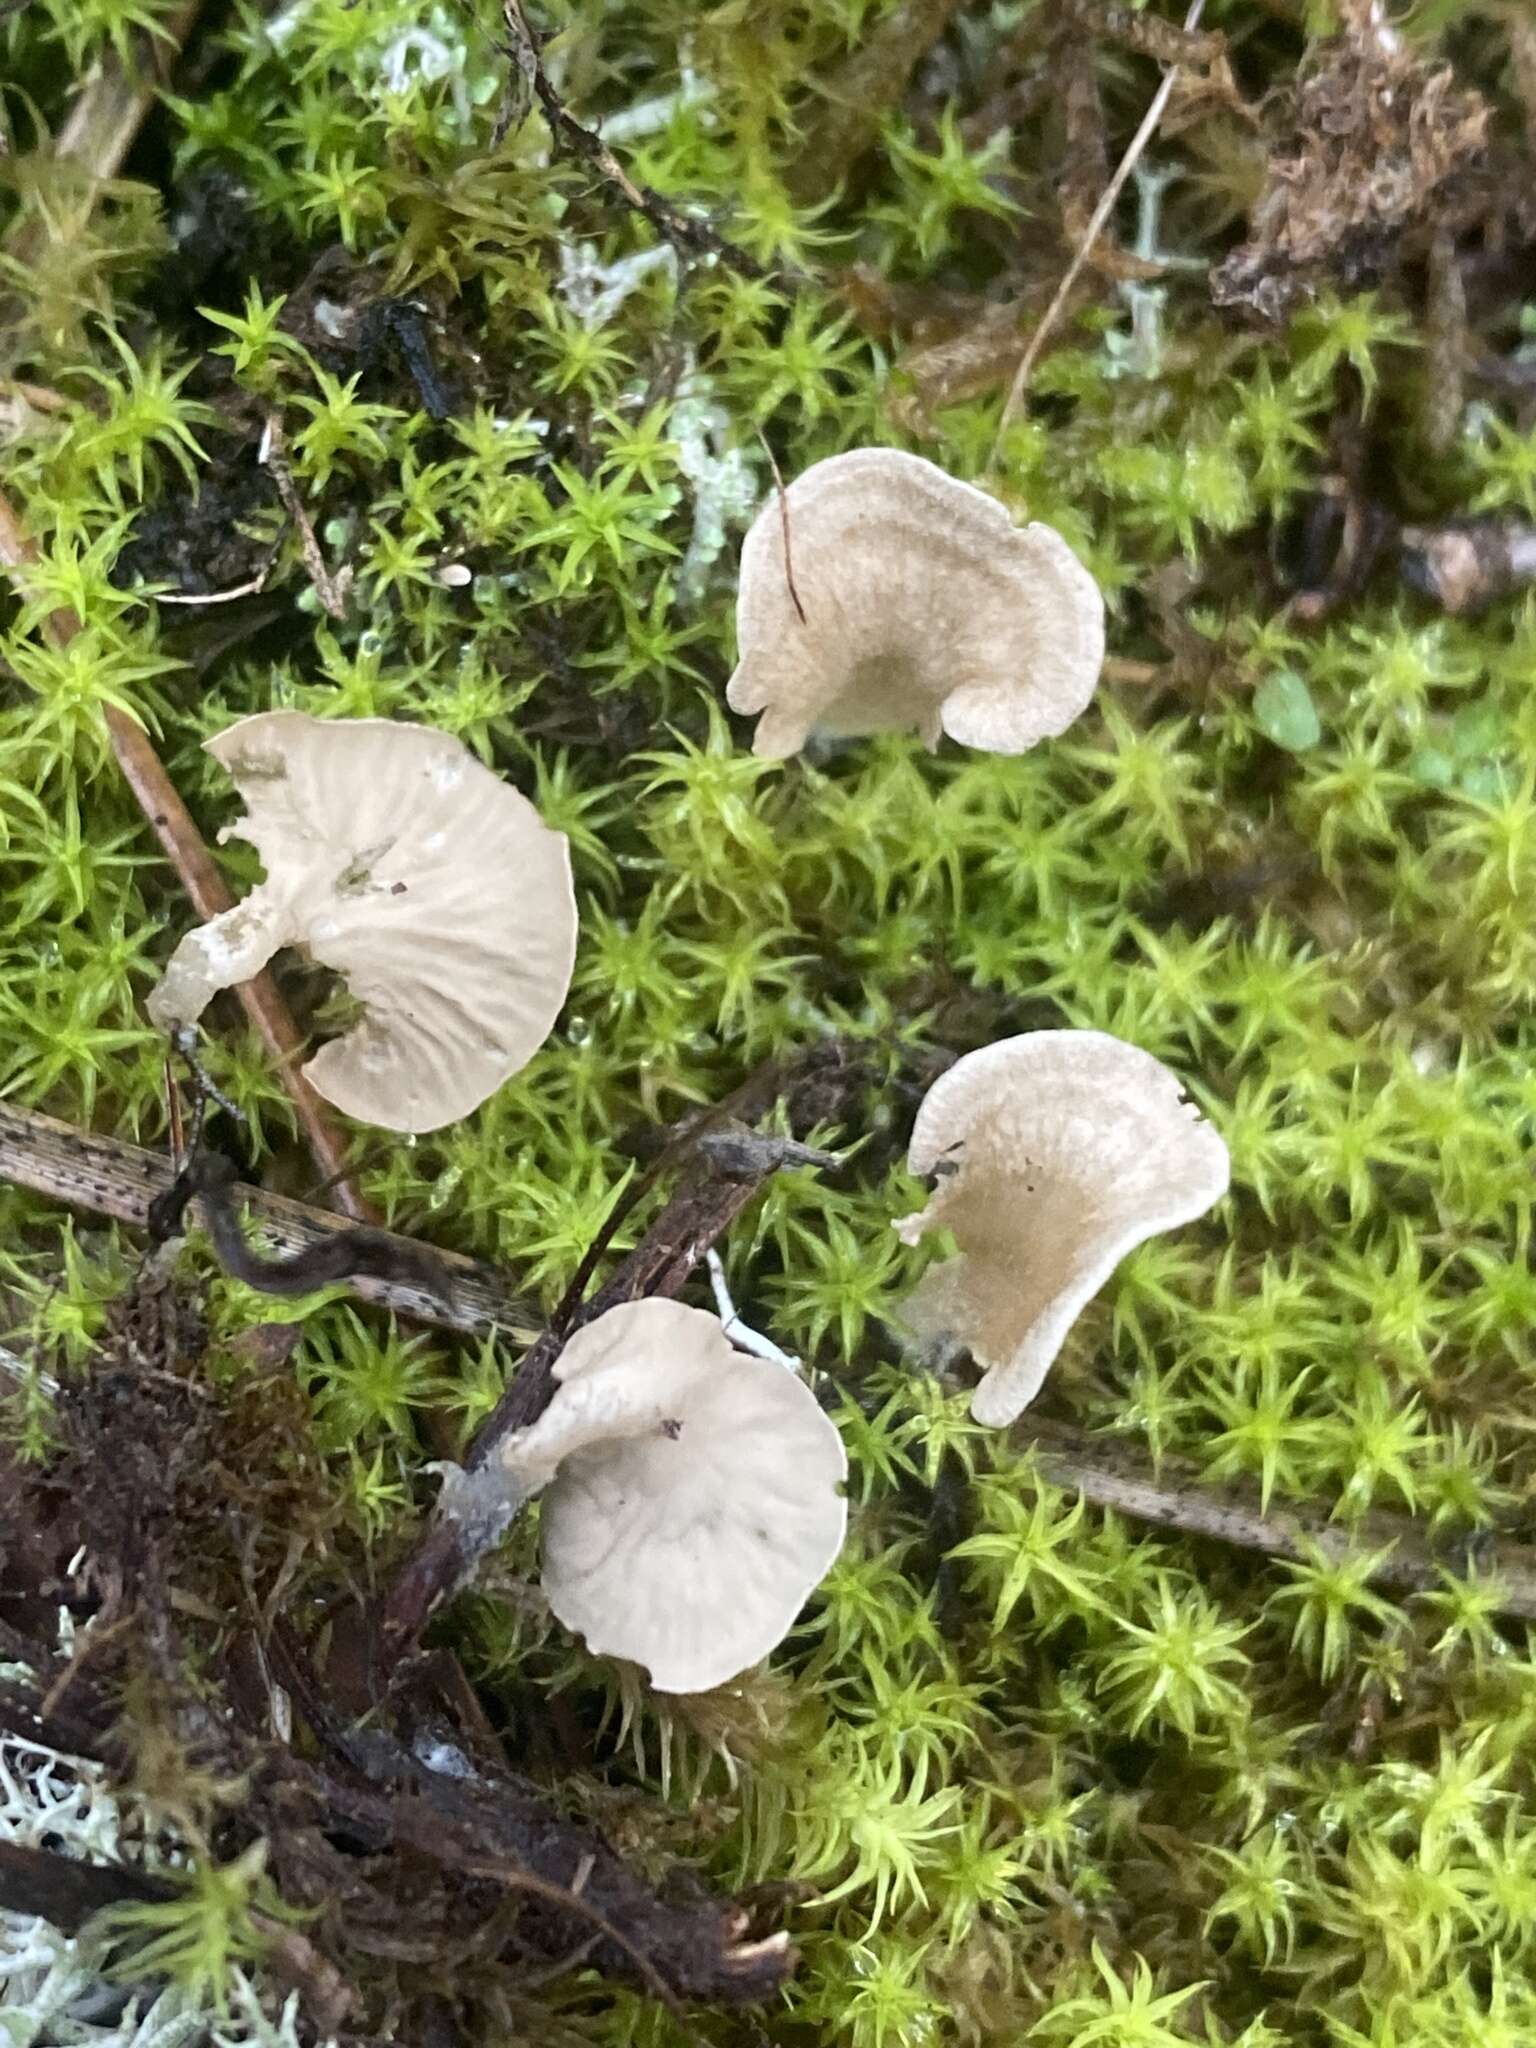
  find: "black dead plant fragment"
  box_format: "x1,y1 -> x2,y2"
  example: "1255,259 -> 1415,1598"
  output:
1212,0 -> 1491,323
1277,474 -> 1400,623
166,1148 -> 460,1304
356,298 -> 457,422
0,1842 -> 175,1930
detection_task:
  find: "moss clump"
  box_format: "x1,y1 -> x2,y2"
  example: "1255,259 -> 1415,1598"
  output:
4,1 -> 1536,2043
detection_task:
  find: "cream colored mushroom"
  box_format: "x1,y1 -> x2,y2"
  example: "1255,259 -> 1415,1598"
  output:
147,712 -> 576,1134
725,448 -> 1104,758
894,1031 -> 1229,1427
499,1298 -> 847,1694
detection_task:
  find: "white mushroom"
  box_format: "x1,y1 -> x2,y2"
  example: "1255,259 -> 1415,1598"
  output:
726,448 -> 1104,758
499,1298 -> 847,1694
147,712 -> 576,1134
894,1031 -> 1229,1427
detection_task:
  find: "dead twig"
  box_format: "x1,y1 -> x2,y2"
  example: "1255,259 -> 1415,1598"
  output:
501,0 -> 771,284
1063,0 -> 1227,74
990,0 -> 1207,465
0,487 -> 371,1219
48,0 -> 202,182
1,379 -> 69,413
0,1842 -> 173,1931
268,1622 -> 795,2007
1279,473 -> 1399,624
1029,1416 -> 1536,1620
0,1102 -> 536,1340
1101,655 -> 1169,686
0,0 -> 203,296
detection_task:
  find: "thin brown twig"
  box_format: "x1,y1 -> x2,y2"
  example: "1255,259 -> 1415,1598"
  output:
452,1853 -> 681,2011
52,0 -> 203,181
0,487 -> 372,1219
1,379 -> 69,413
989,0 -> 1206,466
1101,655 -> 1168,686
1,0 -> 203,286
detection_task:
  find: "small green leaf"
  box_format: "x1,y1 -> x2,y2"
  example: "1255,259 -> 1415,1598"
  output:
1253,670 -> 1321,752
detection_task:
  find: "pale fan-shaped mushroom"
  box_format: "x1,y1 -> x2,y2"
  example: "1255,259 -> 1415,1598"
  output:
147,712 -> 576,1133
894,1032 -> 1229,1427
499,1299 -> 847,1694
725,448 -> 1104,758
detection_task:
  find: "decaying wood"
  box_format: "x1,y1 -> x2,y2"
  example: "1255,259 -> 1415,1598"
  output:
1,1349 -> 801,2017
0,1102 -> 537,1340
268,1624 -> 795,2007
0,487 -> 372,1220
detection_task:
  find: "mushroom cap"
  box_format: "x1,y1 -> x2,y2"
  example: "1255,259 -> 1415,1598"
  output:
725,448 -> 1103,759
501,1299 -> 847,1694
147,712 -> 577,1134
894,1031 -> 1229,1427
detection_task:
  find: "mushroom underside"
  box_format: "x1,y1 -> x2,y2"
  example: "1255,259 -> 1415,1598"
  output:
540,1428 -> 844,1694
899,1094 -> 1229,1426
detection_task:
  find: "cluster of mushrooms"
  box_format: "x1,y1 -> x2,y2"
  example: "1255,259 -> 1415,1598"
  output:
148,449 -> 1230,1696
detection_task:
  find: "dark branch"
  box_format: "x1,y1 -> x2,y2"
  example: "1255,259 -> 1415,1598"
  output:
0,1842 -> 172,1932
500,0 -> 776,285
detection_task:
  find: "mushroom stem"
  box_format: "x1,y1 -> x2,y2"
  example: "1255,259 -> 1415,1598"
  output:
146,894 -> 290,1033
